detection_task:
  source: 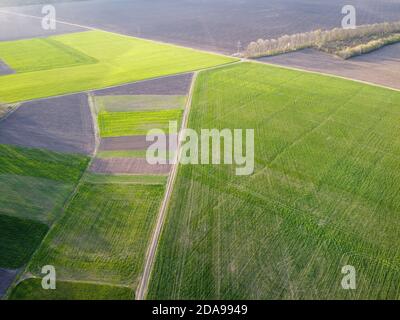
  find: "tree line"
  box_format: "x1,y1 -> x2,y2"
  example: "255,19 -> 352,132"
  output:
243,21 -> 400,59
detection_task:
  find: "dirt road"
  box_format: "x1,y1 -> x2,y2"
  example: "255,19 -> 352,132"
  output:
135,72 -> 198,300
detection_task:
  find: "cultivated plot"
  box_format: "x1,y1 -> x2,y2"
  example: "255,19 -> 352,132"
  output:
98,109 -> 183,138
93,73 -> 193,96
260,44 -> 400,90
7,0 -> 400,53
0,37 -> 97,73
89,158 -> 171,175
148,62 -> 400,299
0,214 -> 48,269
93,85 -> 186,175
0,144 -> 89,295
18,182 -> 165,299
98,136 -> 177,154
0,174 -> 75,224
0,93 -> 95,155
0,30 -> 235,103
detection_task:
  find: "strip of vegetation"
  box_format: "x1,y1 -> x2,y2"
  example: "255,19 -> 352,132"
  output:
244,21 -> 400,59
0,144 -> 89,183
0,38 -> 97,73
94,95 -> 186,113
98,109 -> 183,137
334,33 -> 400,59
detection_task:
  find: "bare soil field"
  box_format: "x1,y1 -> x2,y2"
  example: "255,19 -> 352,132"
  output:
99,134 -> 177,152
93,73 -> 193,96
0,10 -> 85,41
0,268 -> 17,297
258,43 -> 400,90
5,0 -> 400,53
0,59 -> 14,75
89,158 -> 171,175
0,93 -> 95,155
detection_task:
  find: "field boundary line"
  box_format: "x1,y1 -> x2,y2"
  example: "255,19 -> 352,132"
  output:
135,72 -> 198,300
87,92 -> 100,156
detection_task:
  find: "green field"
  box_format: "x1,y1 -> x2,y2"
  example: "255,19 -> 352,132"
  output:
0,30 -> 236,103
98,109 -> 183,137
0,174 -> 74,224
0,38 -> 97,73
0,215 -> 48,269
0,144 -> 88,270
24,182 -> 164,293
148,62 -> 400,299
10,278 -> 133,300
0,144 -> 89,183
94,95 -> 186,113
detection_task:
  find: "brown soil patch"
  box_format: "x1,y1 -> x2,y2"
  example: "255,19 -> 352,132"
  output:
89,158 -> 172,175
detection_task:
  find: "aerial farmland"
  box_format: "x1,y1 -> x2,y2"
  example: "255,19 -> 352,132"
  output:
1,0 -> 400,305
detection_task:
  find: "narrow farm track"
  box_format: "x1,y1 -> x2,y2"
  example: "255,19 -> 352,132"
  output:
136,72 -> 198,300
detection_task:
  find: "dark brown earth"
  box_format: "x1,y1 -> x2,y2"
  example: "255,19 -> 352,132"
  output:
99,134 -> 178,152
5,0 -> 400,53
89,158 -> 172,175
93,73 -> 193,96
0,10 -> 85,41
0,268 -> 17,297
0,59 -> 14,75
258,43 -> 400,90
0,93 -> 95,154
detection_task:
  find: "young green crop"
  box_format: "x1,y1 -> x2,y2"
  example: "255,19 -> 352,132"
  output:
98,109 -> 183,137
0,30 -> 236,103
0,215 -> 48,269
148,62 -> 400,299
26,183 -> 165,289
